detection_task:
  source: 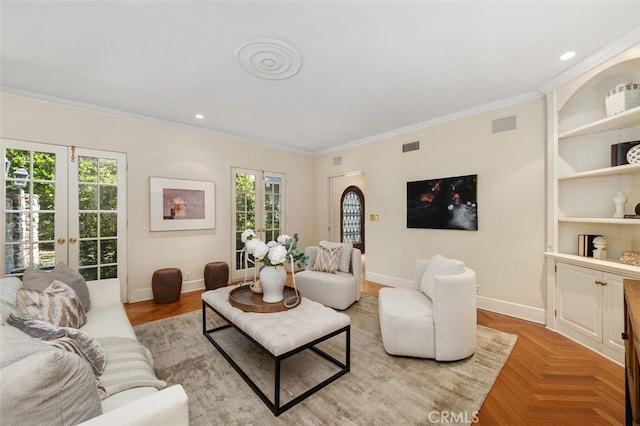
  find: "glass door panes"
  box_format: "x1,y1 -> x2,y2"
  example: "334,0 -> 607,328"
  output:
70,151 -> 126,283
3,142 -> 66,274
232,168 -> 286,279
341,185 -> 365,253
264,175 -> 282,242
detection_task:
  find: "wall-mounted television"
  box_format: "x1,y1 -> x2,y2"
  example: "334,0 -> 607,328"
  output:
407,174 -> 478,231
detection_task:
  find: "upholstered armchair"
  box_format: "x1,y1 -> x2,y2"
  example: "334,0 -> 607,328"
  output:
294,242 -> 361,310
378,255 -> 477,361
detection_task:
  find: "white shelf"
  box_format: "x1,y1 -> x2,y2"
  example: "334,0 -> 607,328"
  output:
559,217 -> 640,225
545,252 -> 640,279
558,163 -> 640,180
558,107 -> 640,139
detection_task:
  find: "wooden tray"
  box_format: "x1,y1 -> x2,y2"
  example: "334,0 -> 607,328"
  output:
229,285 -> 300,313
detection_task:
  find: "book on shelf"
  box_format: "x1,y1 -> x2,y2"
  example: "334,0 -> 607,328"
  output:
624,215 -> 640,219
578,234 -> 602,257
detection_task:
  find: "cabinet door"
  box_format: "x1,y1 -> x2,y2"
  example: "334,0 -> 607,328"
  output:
603,272 -> 625,352
556,263 -> 602,345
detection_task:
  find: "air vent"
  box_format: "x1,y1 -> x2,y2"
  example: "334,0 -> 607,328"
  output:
333,156 -> 342,166
402,141 -> 420,153
492,115 -> 517,133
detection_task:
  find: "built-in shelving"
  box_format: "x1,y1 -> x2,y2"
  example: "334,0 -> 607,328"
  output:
545,252 -> 640,279
558,106 -> 640,139
558,163 -> 640,180
559,217 -> 640,225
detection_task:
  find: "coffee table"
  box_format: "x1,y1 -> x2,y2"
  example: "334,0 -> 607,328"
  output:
201,285 -> 351,416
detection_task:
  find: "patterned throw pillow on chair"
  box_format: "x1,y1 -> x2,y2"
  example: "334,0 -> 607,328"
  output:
16,280 -> 87,328
311,243 -> 342,274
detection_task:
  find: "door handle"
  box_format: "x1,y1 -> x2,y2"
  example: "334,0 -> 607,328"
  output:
56,238 -> 65,244
69,237 -> 77,244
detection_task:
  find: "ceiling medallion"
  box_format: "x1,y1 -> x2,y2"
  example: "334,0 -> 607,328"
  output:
236,38 -> 302,80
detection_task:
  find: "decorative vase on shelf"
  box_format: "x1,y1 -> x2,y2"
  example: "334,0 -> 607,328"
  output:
260,265 -> 286,303
613,190 -> 628,218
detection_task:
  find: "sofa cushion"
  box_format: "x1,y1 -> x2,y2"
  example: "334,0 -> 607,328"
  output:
420,255 -> 465,299
5,313 -> 106,375
96,337 -> 167,399
22,262 -> 91,312
0,324 -> 53,368
0,349 -> 103,425
16,280 -> 87,328
1,276 -> 23,324
311,244 -> 342,273
319,241 -> 353,273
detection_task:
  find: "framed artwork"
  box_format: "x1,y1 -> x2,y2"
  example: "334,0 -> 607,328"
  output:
407,174 -> 478,231
149,177 -> 215,231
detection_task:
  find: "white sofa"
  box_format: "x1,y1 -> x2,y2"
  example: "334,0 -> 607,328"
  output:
295,244 -> 361,310
378,255 -> 477,361
0,276 -> 189,425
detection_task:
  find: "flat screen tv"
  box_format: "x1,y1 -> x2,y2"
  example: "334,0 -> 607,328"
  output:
407,174 -> 478,231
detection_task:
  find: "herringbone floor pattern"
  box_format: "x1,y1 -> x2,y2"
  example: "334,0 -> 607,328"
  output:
126,281 -> 625,425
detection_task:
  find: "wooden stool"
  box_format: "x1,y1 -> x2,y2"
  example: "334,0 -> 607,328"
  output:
204,262 -> 229,291
152,268 -> 182,304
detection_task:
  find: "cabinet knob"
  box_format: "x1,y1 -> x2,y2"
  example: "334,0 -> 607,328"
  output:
595,280 -> 608,286
622,332 -> 629,340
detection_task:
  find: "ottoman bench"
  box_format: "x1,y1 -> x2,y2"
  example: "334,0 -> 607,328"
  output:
202,285 -> 351,416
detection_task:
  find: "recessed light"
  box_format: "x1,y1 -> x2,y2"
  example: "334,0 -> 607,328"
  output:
559,51 -> 576,61
195,114 -> 204,120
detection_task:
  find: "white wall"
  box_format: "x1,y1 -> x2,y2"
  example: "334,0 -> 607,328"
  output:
0,93 -> 314,302
1,92 -> 548,322
312,97 -> 547,322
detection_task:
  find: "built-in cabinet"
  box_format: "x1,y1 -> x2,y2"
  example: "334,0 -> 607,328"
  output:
556,263 -> 625,364
546,44 -> 640,365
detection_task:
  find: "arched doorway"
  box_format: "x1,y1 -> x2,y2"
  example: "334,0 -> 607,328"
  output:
340,185 -> 365,253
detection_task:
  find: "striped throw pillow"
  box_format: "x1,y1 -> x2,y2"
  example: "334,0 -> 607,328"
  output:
311,244 -> 342,273
16,280 -> 87,328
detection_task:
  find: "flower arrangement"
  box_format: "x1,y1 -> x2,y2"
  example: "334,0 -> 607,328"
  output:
241,229 -> 308,269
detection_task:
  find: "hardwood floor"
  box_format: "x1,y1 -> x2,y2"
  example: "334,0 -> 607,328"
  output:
125,280 -> 625,425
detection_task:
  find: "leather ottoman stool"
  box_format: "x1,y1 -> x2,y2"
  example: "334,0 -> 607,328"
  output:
152,268 -> 182,304
204,262 -> 229,291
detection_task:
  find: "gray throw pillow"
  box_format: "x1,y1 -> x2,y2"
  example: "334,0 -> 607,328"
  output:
0,350 -> 103,424
22,262 -> 91,312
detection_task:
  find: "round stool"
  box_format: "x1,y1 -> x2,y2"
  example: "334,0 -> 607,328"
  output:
204,262 -> 229,291
152,268 -> 182,304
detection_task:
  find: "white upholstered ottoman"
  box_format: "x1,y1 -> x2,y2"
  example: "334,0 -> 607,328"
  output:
201,285 -> 351,416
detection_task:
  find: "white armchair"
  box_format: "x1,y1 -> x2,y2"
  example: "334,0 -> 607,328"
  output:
378,255 -> 477,361
294,242 -> 361,310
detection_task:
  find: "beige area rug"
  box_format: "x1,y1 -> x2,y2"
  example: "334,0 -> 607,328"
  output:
134,294 -> 516,426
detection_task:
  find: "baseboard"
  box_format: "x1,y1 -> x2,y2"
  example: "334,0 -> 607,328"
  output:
128,279 -> 205,303
366,272 -> 546,325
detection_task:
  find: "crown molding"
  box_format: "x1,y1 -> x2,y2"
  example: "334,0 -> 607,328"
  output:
316,90 -> 544,155
538,25 -> 640,94
0,87 -> 313,155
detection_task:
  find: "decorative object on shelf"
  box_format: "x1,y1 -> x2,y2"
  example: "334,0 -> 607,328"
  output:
637,203 -> 640,215
605,82 -> 640,117
628,144 -> 640,164
578,234 -> 602,257
613,190 -> 628,218
611,140 -> 640,166
592,236 -> 607,259
240,229 -> 308,304
620,251 -> 640,266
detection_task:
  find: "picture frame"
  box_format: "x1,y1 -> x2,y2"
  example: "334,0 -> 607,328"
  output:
149,177 -> 215,231
407,174 -> 478,231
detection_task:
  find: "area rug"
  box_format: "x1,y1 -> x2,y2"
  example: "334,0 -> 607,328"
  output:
134,294 -> 516,426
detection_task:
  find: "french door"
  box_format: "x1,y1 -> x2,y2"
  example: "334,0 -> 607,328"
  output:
341,185 -> 365,253
3,139 -> 127,298
232,168 -> 286,281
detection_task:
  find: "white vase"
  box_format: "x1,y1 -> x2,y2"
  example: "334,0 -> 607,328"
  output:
260,265 -> 286,303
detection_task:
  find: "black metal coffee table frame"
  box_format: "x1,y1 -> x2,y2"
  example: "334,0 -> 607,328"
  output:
202,300 -> 351,416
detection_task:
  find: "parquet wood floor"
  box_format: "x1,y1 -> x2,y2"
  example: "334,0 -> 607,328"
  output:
125,280 -> 625,425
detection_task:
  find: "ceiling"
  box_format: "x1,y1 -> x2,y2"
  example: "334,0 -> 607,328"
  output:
1,1 -> 639,154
